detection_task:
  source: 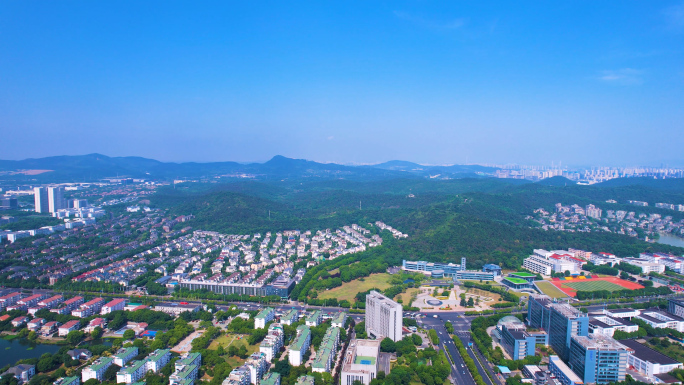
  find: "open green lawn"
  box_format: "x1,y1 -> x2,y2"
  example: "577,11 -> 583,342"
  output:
395,287 -> 420,304
561,280 -> 625,292
318,273 -> 393,302
511,272 -> 536,277
535,281 -> 569,298
208,333 -> 260,367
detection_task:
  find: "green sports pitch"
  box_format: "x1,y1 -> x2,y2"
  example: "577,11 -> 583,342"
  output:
560,280 -> 626,292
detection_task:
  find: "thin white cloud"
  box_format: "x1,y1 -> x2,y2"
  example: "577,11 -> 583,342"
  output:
663,2 -> 684,32
394,11 -> 467,30
598,68 -> 644,85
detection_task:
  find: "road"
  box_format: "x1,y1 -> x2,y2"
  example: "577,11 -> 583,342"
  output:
421,312 -> 500,385
420,316 -> 476,385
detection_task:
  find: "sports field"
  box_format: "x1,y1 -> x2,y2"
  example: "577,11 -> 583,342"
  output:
550,277 -> 643,297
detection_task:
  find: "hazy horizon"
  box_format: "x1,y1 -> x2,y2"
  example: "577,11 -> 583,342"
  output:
1,1 -> 683,166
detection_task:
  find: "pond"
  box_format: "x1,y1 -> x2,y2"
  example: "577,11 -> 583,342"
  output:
656,233 -> 684,248
0,337 -> 62,367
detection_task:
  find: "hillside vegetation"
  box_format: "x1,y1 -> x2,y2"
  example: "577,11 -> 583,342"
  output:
151,178 -> 684,270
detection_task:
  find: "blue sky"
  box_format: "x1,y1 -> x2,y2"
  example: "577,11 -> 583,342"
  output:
1,1 -> 683,166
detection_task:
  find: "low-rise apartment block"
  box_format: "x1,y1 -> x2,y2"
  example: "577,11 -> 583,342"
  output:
58,320 -> 81,336
222,367 -> 250,385
305,310 -> 322,327
146,349 -> 171,373
245,352 -> 268,385
101,298 -> 126,314
72,297 -> 105,317
289,325 -> 311,366
113,347 -> 139,366
260,323 -> 284,362
260,372 -> 280,385
280,309 -> 299,325
331,312 -> 347,328
312,327 -> 340,373
116,360 -> 147,384
82,357 -> 114,382
255,307 -> 275,329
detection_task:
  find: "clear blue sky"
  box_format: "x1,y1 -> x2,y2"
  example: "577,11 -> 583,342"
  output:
1,1 -> 683,166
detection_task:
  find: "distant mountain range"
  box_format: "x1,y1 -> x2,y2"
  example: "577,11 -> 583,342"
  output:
0,154 -> 500,182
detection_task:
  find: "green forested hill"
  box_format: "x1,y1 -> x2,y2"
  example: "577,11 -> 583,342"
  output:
151,178 -> 684,268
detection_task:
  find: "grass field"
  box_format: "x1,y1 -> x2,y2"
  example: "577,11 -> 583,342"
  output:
318,273 -> 393,302
395,287 -> 420,304
561,280 -> 625,292
535,281 -> 569,298
208,333 -> 260,367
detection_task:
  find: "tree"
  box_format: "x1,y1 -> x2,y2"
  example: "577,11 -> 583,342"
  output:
91,326 -> 103,339
620,271 -> 630,280
103,364 -> 120,382
467,297 -> 474,307
66,330 -> 85,345
238,345 -> 248,359
380,338 -> 396,353
228,345 -> 239,357
273,359 -> 290,377
0,374 -> 18,385
37,354 -> 60,373
123,329 -> 135,340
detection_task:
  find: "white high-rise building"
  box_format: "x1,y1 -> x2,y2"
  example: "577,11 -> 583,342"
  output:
34,187 -> 49,213
47,186 -> 66,213
365,290 -> 403,342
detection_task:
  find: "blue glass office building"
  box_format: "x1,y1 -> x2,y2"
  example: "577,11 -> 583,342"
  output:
527,295 -> 552,330
547,303 -> 589,361
500,325 -> 536,360
568,335 -> 628,384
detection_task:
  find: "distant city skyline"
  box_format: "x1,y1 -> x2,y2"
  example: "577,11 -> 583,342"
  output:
1,1 -> 683,166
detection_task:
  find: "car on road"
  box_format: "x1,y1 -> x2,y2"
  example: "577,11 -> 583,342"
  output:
433,315 -> 438,318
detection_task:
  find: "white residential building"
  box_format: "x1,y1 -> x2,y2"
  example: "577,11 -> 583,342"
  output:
116,360 -> 147,384
260,323 -> 284,362
288,325 -> 311,366
255,307 -> 275,329
223,367 -> 250,385
113,347 -> 138,367
82,357 -> 114,382
146,349 -> 171,373
365,290 -> 402,342
245,352 -> 268,385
